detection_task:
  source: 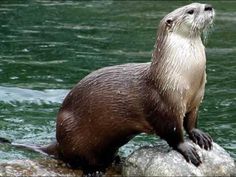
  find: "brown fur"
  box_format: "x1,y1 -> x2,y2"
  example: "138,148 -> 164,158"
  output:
0,3 -> 215,174
51,3 -> 215,172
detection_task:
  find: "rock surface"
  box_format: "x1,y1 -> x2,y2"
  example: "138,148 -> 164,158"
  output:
0,157 -> 121,176
123,141 -> 236,177
0,158 -> 82,177
1,141 -> 235,176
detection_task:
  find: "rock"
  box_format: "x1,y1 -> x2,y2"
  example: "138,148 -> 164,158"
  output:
0,157 -> 122,176
122,141 -> 236,177
0,158 -> 83,177
1,141 -> 234,176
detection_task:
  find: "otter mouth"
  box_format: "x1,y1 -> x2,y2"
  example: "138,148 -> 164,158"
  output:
208,9 -> 215,25
201,6 -> 215,30
195,10 -> 215,31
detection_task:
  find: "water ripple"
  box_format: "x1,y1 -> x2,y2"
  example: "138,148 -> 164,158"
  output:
0,86 -> 68,104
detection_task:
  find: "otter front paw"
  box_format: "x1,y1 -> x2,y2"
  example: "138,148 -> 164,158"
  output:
189,128 -> 212,150
176,142 -> 202,166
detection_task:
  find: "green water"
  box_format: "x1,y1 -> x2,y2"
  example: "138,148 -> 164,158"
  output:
0,0 -> 235,163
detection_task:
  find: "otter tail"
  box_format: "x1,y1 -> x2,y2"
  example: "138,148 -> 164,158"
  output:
0,137 -> 59,159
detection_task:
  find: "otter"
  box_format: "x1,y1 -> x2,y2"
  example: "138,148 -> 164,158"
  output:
0,2 -> 215,174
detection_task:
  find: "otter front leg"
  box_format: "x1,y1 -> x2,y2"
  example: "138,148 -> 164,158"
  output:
162,119 -> 201,166
184,108 -> 212,150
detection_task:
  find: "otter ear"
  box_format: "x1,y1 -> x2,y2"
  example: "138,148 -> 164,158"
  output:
165,18 -> 173,28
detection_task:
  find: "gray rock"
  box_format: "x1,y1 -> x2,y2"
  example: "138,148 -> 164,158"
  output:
123,141 -> 236,177
0,158 -> 83,177
0,157 -> 121,176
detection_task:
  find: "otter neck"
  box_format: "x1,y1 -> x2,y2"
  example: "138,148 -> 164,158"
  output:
149,32 -> 206,95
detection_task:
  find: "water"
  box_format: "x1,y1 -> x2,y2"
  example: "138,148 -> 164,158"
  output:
0,0 -> 235,165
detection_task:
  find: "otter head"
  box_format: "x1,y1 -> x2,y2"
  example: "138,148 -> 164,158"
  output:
161,3 -> 215,37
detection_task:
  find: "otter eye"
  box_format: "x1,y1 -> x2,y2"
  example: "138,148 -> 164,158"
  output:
165,18 -> 173,28
187,9 -> 194,15
166,19 -> 172,24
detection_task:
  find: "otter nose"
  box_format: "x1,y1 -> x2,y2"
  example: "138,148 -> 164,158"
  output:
204,4 -> 213,11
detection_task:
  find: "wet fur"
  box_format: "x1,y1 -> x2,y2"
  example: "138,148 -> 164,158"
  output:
0,3 -> 215,173
55,3 -> 215,171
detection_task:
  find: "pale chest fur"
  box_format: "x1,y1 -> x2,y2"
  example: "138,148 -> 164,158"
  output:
158,34 -> 206,113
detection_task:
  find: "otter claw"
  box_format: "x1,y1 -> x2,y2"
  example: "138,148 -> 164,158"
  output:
189,128 -> 213,150
176,142 -> 202,166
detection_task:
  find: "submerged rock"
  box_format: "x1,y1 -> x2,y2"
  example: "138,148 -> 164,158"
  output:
122,141 -> 236,176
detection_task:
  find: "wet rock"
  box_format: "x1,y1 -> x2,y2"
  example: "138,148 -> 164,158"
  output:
0,158 -> 82,176
123,141 -> 235,176
1,141 -> 234,176
0,157 -> 122,176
